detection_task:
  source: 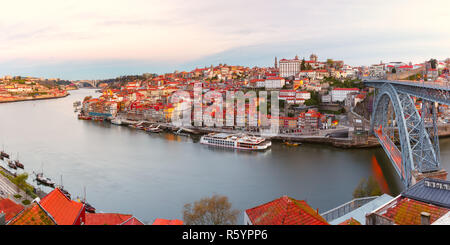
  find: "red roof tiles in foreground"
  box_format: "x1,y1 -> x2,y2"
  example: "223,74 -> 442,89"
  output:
338,217 -> 361,225
39,188 -> 85,225
0,198 -> 24,222
245,196 -> 329,225
9,203 -> 56,225
382,197 -> 449,225
152,218 -> 184,225
85,213 -> 143,225
122,217 -> 145,225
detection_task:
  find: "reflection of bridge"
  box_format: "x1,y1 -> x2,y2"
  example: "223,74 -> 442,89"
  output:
364,80 -> 449,188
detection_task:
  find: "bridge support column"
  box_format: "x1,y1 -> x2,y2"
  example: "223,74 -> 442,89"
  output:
411,169 -> 448,186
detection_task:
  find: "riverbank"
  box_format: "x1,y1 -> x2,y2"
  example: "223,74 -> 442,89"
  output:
0,92 -> 69,104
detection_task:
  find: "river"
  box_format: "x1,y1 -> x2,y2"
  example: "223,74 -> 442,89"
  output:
0,89 -> 449,224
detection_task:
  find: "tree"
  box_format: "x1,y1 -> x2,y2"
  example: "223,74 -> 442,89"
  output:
429,59 -> 438,69
305,91 -> 319,106
183,194 -> 240,225
352,176 -> 382,198
301,59 -> 306,70
391,67 -> 397,74
14,173 -> 28,194
326,59 -> 334,68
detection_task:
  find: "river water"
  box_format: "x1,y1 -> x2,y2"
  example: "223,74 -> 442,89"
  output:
0,89 -> 449,224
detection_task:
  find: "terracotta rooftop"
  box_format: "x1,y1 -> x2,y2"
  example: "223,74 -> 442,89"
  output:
381,197 -> 449,225
85,213 -> 143,225
0,198 -> 24,222
9,203 -> 56,225
338,217 -> 361,225
122,217 -> 145,225
152,218 -> 183,225
245,196 -> 329,225
39,188 -> 85,225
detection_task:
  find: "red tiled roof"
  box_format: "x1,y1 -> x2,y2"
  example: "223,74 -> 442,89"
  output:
122,217 -> 145,225
152,218 -> 184,225
382,197 -> 449,225
39,188 -> 85,225
0,198 -> 24,222
85,213 -> 141,225
245,196 -> 329,225
9,203 -> 56,225
333,88 -> 359,91
338,217 -> 361,225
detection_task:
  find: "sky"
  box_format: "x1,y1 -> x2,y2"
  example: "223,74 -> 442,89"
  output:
0,0 -> 449,80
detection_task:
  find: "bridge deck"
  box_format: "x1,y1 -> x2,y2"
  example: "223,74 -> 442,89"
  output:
374,128 -> 405,179
365,79 -> 450,91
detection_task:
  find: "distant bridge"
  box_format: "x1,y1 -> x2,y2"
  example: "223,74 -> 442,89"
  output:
73,80 -> 99,88
364,79 -> 449,188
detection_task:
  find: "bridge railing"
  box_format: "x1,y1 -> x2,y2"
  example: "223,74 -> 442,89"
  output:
320,196 -> 379,222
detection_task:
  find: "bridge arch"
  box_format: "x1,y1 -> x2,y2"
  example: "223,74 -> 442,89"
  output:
371,83 -> 439,187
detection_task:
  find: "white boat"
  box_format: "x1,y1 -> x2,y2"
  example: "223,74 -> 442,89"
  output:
146,124 -> 162,133
111,117 -> 122,125
200,133 -> 271,150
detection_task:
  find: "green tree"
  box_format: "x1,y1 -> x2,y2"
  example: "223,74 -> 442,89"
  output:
14,173 -> 28,194
305,91 -> 319,106
392,67 -> 397,74
429,59 -> 438,69
301,59 -> 306,70
183,195 -> 240,225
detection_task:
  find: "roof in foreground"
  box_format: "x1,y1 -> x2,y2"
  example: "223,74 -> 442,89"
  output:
85,213 -> 144,225
401,178 -> 450,208
245,195 -> 329,225
329,194 -> 394,225
9,203 -> 56,225
0,198 -> 24,222
338,218 -> 361,225
152,218 -> 184,225
380,197 -> 449,225
39,188 -> 84,225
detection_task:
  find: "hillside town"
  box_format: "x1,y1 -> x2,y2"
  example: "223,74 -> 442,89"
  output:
1,54 -> 450,226
0,76 -> 75,103
76,55 -> 450,146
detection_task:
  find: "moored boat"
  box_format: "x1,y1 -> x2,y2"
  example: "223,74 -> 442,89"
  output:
83,201 -> 96,213
283,141 -> 301,147
1,151 -> 9,159
78,114 -> 92,120
200,133 -> 271,150
111,117 -> 122,125
35,173 -> 55,187
146,125 -> 163,133
14,160 -> 24,169
14,153 -> 24,169
8,160 -> 17,169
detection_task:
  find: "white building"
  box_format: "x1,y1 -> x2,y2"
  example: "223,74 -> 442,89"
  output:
331,88 -> 360,102
369,64 -> 386,78
279,56 -> 302,78
295,91 -> 311,100
265,77 -> 285,89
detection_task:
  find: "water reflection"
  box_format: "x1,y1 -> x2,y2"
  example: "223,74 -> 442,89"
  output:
371,155 -> 390,194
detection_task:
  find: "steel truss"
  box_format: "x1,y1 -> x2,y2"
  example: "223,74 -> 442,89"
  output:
371,83 -> 440,188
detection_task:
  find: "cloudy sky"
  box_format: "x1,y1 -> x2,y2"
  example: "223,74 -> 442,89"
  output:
0,0 -> 449,80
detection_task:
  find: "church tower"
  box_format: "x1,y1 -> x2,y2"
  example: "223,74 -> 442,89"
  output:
275,57 -> 278,69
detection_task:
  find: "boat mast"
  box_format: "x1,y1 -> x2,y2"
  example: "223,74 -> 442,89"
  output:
83,186 -> 86,203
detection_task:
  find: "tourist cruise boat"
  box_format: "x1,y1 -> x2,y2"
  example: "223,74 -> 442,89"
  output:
200,133 -> 271,150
